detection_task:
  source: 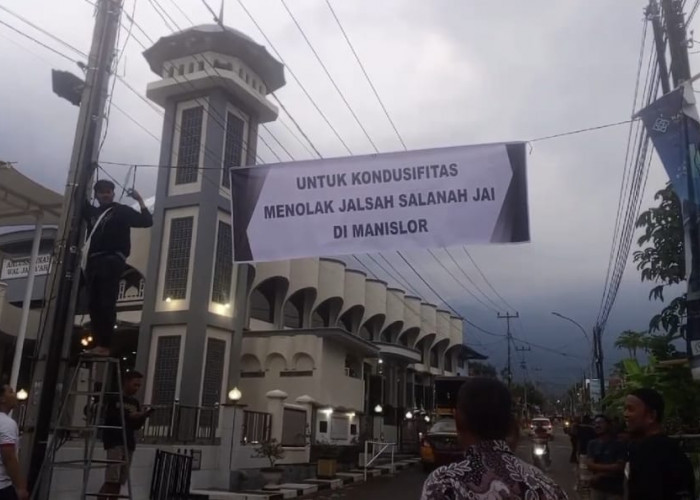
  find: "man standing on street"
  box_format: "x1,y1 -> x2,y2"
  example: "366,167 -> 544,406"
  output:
83,179 -> 152,357
586,414 -> 626,500
0,386 -> 27,500
98,371 -> 152,499
624,388 -> 695,500
421,377 -> 567,500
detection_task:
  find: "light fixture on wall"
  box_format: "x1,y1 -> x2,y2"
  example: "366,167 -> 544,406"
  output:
165,297 -> 172,303
424,415 -> 431,423
228,387 -> 242,402
322,407 -> 333,416
16,389 -> 28,401
378,359 -> 383,364
346,412 -> 355,418
405,411 -> 413,420
374,404 -> 383,414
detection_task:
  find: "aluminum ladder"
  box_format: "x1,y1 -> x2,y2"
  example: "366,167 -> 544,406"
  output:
31,355 -> 133,499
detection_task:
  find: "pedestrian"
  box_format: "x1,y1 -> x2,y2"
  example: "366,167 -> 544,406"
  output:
624,387 -> 695,500
586,414 -> 626,500
577,415 -> 596,458
83,179 -> 152,357
97,371 -> 153,499
568,416 -> 580,464
421,377 -> 567,500
0,386 -> 27,500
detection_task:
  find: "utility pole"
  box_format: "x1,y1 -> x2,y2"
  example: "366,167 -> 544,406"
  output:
516,346 -> 531,420
593,326 -> 606,402
22,0 -> 123,492
660,0 -> 700,375
498,312 -> 519,388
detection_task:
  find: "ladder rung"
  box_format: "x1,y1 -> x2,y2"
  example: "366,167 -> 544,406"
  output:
54,424 -> 124,432
69,390 -> 122,396
84,494 -> 131,498
78,355 -> 121,362
52,459 -> 129,469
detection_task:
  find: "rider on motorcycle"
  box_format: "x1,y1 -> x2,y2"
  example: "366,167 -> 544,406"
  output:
532,422 -> 551,464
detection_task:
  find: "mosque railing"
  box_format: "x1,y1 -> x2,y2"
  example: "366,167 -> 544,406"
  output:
140,402 -> 221,445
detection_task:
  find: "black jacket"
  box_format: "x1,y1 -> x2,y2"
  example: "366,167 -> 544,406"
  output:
84,202 -> 152,258
627,434 -> 695,500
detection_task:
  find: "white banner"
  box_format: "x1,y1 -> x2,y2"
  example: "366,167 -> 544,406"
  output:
1,254 -> 52,280
231,143 -> 529,262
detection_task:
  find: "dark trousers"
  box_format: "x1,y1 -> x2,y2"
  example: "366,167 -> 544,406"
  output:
85,254 -> 125,349
0,486 -> 18,500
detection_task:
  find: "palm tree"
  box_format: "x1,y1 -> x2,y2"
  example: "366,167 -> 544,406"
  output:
614,330 -> 647,359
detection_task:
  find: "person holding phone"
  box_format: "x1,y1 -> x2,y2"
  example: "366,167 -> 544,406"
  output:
98,371 -> 151,500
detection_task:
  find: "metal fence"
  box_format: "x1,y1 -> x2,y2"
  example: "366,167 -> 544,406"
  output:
241,410 -> 271,444
141,403 -> 220,445
150,449 -> 207,499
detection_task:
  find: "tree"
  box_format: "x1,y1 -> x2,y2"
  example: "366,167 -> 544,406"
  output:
511,381 -> 546,409
614,330 -> 647,359
469,362 -> 497,378
633,184 -> 686,339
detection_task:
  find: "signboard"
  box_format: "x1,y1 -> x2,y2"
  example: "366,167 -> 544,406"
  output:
231,143 -> 529,262
0,254 -> 52,280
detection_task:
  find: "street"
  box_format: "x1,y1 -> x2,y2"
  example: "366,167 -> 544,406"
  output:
313,428 -> 577,499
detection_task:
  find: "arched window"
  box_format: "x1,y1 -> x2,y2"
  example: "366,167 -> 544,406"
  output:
339,311 -> 354,333
311,301 -> 330,328
430,348 -> 439,368
445,355 -> 453,372
283,291 -> 304,328
250,281 -> 276,323
359,325 -> 372,341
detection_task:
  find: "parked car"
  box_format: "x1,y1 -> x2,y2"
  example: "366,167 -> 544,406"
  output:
420,418 -> 463,472
529,417 -> 553,437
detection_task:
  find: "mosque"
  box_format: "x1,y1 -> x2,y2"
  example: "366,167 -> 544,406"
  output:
0,21 -> 484,496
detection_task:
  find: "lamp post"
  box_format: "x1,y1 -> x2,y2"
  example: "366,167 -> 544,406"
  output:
227,387 -> 242,480
552,312 -> 605,406
552,312 -> 600,378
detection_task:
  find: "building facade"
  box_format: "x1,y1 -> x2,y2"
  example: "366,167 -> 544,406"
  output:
0,22 -> 485,496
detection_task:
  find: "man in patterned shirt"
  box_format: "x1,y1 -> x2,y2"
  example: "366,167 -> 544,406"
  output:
421,377 -> 568,500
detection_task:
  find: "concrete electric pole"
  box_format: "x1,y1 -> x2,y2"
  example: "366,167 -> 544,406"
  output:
498,312 -> 519,388
657,0 -> 700,375
23,0 -> 124,492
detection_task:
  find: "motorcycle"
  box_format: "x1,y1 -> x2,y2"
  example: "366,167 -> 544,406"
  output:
531,437 -> 551,470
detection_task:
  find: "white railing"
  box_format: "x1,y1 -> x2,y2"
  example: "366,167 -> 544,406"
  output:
363,440 -> 396,481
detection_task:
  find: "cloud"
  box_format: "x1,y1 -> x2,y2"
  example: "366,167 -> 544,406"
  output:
0,0 -> 687,387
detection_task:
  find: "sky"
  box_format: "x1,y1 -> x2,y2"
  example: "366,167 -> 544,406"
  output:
0,0 -> 695,392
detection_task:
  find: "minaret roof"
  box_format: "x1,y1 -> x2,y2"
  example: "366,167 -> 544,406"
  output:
143,24 -> 285,92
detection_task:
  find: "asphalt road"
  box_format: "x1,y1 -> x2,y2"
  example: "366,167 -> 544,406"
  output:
312,427 -> 578,500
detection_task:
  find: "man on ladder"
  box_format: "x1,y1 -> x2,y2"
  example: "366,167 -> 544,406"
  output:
82,179 -> 152,357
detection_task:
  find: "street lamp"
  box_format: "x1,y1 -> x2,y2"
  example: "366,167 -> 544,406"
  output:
374,404 -> 383,414
228,387 -> 242,402
551,312 -> 590,342
16,389 -> 28,401
551,312 -> 605,404
405,411 -> 413,420
227,387 -> 243,478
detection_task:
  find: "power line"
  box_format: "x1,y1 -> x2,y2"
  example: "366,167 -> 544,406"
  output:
427,248 -> 499,313
529,119 -> 635,143
460,247 -> 517,312
442,248 -> 503,311
280,0 -> 379,153
236,0 -> 351,154
324,0 -> 407,150
0,18 -> 81,65
0,4 -> 88,58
